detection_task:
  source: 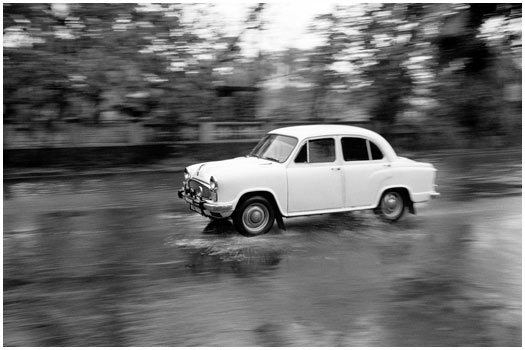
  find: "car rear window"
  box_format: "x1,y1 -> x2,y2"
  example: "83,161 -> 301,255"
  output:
342,137 -> 369,161
341,137 -> 384,161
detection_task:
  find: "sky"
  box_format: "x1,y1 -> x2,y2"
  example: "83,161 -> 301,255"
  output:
7,2 -> 520,60
4,1 -> 343,52
183,1 -> 348,55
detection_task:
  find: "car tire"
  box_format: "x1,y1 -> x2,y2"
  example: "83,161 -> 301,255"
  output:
233,196 -> 274,236
378,190 -> 405,222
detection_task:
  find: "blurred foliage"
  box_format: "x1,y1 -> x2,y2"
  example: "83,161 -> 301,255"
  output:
3,3 -> 522,142
308,3 -> 521,134
4,3 -> 265,126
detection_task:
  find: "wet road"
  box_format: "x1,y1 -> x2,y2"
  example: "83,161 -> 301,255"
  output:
3,150 -> 522,346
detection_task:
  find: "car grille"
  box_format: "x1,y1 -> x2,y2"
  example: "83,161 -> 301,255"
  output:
187,179 -> 211,199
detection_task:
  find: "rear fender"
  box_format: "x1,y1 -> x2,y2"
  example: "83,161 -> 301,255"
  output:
375,186 -> 415,214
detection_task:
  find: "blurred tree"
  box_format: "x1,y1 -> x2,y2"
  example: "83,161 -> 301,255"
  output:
358,4 -> 416,127
307,3 -> 521,137
3,3 -> 267,127
4,3 -> 154,124
309,4 -> 418,125
434,3 -> 522,136
307,13 -> 348,120
3,3 -> 521,144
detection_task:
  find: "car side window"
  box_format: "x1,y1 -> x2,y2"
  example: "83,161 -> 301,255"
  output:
341,137 -> 368,161
295,144 -> 307,163
370,141 -> 384,160
310,138 -> 335,162
294,138 -> 335,163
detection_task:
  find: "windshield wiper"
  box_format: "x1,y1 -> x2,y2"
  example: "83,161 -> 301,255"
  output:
261,156 -> 280,163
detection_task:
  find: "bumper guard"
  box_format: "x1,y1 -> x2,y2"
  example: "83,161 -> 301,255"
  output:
178,189 -> 233,218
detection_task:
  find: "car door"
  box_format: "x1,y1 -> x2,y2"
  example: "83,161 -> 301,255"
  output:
340,137 -> 391,207
286,137 -> 344,213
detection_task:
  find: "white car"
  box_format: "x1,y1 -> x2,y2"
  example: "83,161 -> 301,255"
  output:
178,125 -> 439,236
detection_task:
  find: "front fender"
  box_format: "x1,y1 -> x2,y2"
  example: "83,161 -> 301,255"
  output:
232,187 -> 287,216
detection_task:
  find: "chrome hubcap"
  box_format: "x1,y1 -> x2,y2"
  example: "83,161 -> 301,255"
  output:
382,193 -> 402,217
242,204 -> 269,233
250,210 -> 262,222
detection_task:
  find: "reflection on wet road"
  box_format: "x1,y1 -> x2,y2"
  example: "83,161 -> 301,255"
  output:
3,150 -> 522,346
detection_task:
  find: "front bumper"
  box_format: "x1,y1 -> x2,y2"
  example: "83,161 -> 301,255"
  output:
178,189 -> 234,218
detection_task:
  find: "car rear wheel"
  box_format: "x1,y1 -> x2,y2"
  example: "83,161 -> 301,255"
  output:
233,196 -> 274,236
378,190 -> 405,221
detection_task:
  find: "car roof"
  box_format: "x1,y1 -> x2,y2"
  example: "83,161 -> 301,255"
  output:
269,124 -> 380,140
269,124 -> 398,161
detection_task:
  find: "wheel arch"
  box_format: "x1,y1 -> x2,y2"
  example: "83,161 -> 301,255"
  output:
375,186 -> 415,214
234,190 -> 284,217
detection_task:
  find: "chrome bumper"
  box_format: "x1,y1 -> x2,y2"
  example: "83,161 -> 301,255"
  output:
178,189 -> 233,218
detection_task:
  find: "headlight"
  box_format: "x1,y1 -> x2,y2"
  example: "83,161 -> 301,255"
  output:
184,168 -> 189,181
210,176 -> 218,192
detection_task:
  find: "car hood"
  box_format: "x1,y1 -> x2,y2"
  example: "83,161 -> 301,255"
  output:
188,156 -> 276,183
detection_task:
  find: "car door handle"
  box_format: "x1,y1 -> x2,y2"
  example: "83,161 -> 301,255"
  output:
383,164 -> 391,168
331,167 -> 341,171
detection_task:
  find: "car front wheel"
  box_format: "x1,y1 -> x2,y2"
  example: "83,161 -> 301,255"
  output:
233,196 -> 275,236
378,190 -> 405,221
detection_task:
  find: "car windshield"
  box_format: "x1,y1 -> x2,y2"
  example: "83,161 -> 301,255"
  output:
249,134 -> 298,163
